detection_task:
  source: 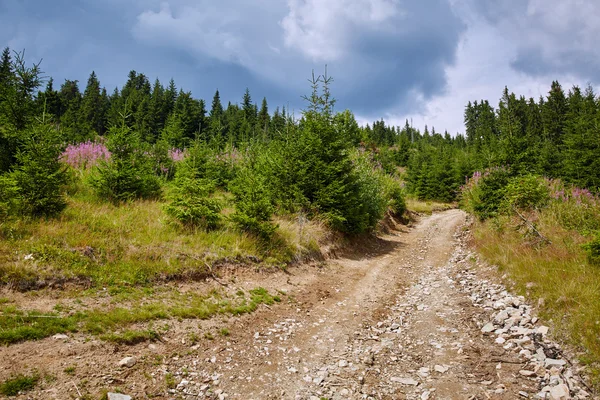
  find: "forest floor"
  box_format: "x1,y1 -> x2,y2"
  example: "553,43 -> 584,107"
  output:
0,210 -> 593,399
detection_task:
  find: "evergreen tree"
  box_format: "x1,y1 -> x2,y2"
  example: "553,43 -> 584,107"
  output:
208,89 -> 224,143
79,71 -> 105,137
257,97 -> 270,138
58,79 -> 83,141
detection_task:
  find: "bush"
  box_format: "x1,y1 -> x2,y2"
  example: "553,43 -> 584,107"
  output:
462,167 -> 511,220
229,157 -> 277,240
502,175 -> 550,212
90,125 -> 161,203
164,148 -> 222,229
11,123 -> 68,217
383,176 -> 406,216
341,149 -> 388,232
583,232 -> 600,265
0,175 -> 19,220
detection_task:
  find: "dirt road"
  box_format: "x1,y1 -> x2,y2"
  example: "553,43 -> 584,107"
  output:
2,210 -> 590,399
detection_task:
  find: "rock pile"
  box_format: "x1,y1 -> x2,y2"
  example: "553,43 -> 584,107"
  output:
452,238 -> 591,400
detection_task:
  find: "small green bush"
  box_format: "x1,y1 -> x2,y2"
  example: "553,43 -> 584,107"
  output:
502,175 -> 550,212
10,123 -> 68,217
0,175 -> 19,220
229,158 -> 277,240
471,167 -> 511,220
383,176 -> 406,216
343,150 -> 388,232
90,125 -> 161,203
164,153 -> 222,229
583,232 -> 600,266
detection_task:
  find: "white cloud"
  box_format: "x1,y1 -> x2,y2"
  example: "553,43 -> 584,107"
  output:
280,0 -> 401,61
133,2 -> 249,66
371,2 -> 583,135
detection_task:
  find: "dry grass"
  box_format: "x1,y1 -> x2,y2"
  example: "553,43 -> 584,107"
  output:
406,197 -> 455,215
0,193 -> 327,290
473,213 -> 600,386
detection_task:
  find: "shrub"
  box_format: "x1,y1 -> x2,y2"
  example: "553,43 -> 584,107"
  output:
462,167 -> 511,220
164,149 -> 222,229
10,123 -> 68,217
229,157 -> 277,240
583,232 -> 600,265
383,176 -> 406,216
502,175 -> 550,212
0,175 -> 19,220
90,125 -> 161,203
343,149 -> 388,232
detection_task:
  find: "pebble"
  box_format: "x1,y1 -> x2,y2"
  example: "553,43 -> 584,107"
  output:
107,394 -> 132,400
118,357 -> 136,368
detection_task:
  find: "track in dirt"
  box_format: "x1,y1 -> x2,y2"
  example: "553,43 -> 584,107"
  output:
0,210 -> 586,399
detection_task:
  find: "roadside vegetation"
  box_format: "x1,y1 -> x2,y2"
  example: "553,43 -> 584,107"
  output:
461,170 -> 600,385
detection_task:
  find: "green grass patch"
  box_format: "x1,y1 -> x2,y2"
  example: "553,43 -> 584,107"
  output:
0,287 -> 282,345
0,373 -> 39,396
0,195 -> 317,290
406,197 -> 454,215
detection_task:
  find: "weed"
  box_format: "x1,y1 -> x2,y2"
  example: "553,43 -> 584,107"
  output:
63,366 -> 76,375
219,328 -> 230,337
100,329 -> 160,345
204,332 -> 214,340
165,373 -> 176,389
0,373 -> 39,396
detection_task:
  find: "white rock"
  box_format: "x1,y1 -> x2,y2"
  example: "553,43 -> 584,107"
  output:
421,390 -> 431,400
52,333 -> 69,340
495,337 -> 506,344
108,394 -> 132,400
434,365 -> 449,373
549,384 -> 570,400
339,360 -> 348,368
537,326 -> 550,335
118,357 -> 136,368
545,358 -> 567,368
519,370 -> 536,377
391,377 -> 419,386
481,323 -> 495,333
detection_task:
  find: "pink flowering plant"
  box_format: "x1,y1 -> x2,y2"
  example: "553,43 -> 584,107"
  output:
60,140 -> 111,170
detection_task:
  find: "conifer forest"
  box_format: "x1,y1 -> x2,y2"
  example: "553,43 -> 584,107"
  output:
1,41 -> 600,399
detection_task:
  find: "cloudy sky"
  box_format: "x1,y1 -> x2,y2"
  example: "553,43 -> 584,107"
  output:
1,0 -> 598,134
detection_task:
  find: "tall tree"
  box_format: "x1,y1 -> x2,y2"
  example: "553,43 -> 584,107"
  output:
79,71 -> 105,137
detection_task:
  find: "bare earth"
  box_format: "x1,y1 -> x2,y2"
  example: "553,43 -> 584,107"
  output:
1,210 -> 591,399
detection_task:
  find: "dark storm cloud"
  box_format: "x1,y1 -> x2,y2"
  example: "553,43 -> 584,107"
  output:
0,0 -> 466,116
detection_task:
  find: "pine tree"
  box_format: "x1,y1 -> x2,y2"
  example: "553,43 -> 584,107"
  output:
208,89 -> 224,143
257,97 -> 269,138
58,79 -> 83,141
79,71 -> 105,137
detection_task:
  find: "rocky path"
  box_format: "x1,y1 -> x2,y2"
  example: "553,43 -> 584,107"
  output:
3,210 -> 592,399
159,210 -> 590,400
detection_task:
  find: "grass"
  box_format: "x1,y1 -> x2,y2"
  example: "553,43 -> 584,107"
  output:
405,197 -> 455,215
0,190 -> 326,290
63,366 -> 76,375
100,329 -> 160,345
0,287 -> 281,345
0,373 -> 39,396
473,212 -> 600,387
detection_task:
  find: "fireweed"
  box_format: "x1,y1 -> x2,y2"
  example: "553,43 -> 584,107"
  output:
61,141 -> 111,169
